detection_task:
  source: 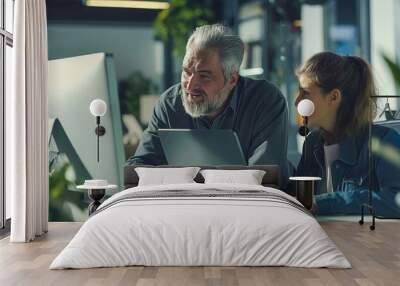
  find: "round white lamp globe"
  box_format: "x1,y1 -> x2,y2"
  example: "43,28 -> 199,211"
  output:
90,99 -> 107,117
297,99 -> 315,117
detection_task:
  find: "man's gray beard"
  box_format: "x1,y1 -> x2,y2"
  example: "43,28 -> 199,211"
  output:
181,89 -> 230,118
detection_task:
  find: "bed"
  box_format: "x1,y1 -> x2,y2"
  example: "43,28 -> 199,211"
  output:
50,165 -> 350,269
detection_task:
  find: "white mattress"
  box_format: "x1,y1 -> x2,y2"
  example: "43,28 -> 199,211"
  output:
50,183 -> 351,269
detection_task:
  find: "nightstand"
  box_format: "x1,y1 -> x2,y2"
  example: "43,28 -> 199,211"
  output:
289,176 -> 321,210
77,180 -> 117,215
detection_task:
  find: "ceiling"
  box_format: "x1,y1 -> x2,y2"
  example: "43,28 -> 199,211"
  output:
46,0 -> 304,25
46,0 -> 161,24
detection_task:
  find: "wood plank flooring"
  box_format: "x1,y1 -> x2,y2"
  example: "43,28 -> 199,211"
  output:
0,221 -> 399,286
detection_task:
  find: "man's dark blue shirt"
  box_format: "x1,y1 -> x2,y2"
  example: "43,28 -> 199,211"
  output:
127,76 -> 288,181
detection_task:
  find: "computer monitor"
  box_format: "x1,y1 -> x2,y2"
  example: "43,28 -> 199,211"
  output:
48,53 -> 125,189
158,129 -> 247,165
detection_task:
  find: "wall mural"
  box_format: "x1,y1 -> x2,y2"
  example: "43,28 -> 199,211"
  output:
47,1 -> 400,221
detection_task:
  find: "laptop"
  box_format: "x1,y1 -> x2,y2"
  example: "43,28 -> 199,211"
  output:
158,129 -> 247,165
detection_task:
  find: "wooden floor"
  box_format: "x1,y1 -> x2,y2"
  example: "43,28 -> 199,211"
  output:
0,221 -> 399,286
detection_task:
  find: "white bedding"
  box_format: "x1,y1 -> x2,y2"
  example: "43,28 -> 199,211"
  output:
50,183 -> 351,269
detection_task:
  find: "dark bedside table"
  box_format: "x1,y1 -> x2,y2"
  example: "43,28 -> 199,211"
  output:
77,180 -> 117,215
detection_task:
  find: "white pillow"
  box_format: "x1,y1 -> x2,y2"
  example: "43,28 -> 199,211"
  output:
200,169 -> 266,185
135,167 -> 201,186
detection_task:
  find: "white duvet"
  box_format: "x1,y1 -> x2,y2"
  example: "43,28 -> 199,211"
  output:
50,183 -> 351,269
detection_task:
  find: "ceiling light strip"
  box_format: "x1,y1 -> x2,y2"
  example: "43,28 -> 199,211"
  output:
86,0 -> 170,10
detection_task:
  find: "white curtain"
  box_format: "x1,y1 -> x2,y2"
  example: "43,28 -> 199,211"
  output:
8,0 -> 48,242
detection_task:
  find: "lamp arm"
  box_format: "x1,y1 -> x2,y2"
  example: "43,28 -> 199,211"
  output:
94,116 -> 105,162
304,116 -> 307,174
97,116 -> 100,162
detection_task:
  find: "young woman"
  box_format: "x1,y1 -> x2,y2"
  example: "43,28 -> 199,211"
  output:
295,51 -> 400,216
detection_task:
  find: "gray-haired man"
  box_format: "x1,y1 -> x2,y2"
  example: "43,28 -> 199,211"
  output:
127,24 -> 288,184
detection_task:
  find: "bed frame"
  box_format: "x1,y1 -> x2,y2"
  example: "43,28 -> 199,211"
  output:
124,165 -> 281,190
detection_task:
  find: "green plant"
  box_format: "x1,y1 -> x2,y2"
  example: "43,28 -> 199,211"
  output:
119,71 -> 157,119
154,0 -> 214,58
382,54 -> 400,89
49,162 -> 86,222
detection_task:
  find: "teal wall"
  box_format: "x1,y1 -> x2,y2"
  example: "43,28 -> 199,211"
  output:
48,23 -> 163,86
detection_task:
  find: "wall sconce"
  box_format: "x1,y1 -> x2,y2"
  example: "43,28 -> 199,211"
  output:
297,99 -> 315,137
290,99 -> 320,210
90,99 -> 107,162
